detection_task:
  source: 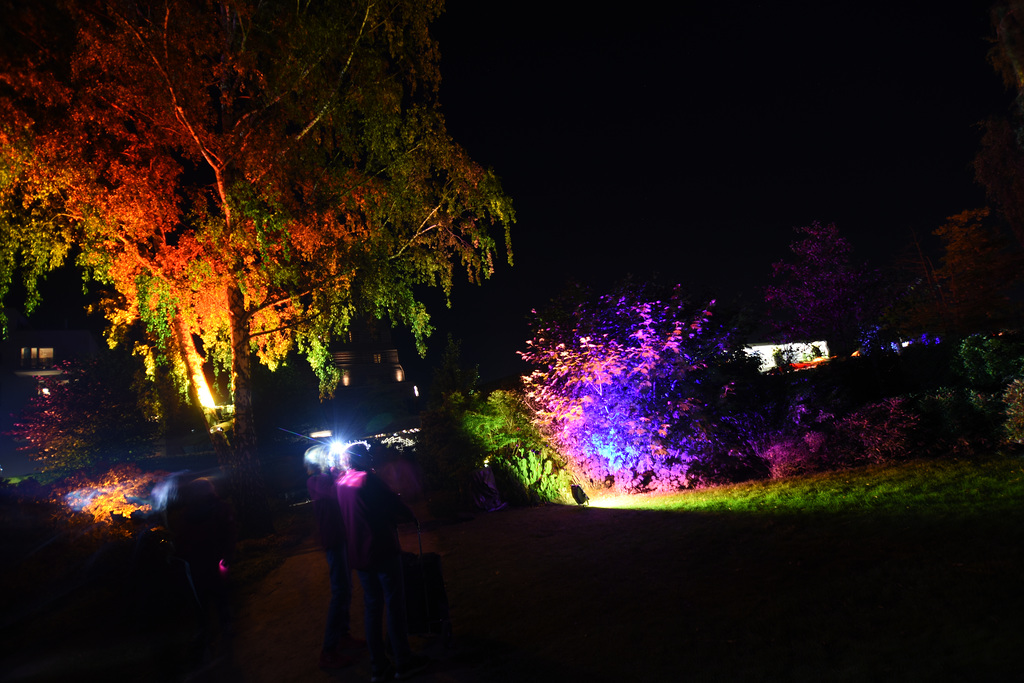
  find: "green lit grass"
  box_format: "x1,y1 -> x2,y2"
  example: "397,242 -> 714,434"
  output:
436,453 -> 1024,682
590,454 -> 1024,518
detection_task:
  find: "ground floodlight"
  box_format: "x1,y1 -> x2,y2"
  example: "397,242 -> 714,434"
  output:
571,483 -> 589,505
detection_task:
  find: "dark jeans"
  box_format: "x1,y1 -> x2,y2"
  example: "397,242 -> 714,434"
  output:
357,554 -> 411,670
324,544 -> 352,649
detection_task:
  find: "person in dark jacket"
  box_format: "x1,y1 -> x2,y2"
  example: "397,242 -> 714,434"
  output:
306,448 -> 363,669
336,443 -> 429,681
164,474 -> 235,667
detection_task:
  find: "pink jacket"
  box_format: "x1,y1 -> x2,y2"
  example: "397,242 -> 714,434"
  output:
336,469 -> 415,570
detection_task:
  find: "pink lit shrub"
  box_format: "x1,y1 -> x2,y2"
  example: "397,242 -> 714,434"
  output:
830,397 -> 921,466
758,435 -> 819,479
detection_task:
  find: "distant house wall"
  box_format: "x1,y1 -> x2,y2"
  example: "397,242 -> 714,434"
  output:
332,318 -> 407,387
745,340 -> 831,373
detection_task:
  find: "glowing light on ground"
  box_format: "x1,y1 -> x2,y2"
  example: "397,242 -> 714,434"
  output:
585,492 -> 671,510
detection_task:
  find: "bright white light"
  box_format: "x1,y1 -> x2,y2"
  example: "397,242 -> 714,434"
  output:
197,384 -> 217,409
310,430 -> 332,439
745,341 -> 830,373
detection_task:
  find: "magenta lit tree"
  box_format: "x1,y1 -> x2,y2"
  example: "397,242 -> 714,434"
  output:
765,221 -> 878,356
520,281 -> 743,492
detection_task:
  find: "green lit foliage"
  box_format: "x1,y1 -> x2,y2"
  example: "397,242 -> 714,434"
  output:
908,388 -> 1003,457
418,389 -> 486,507
464,390 -> 571,505
418,338 -> 569,507
420,388 -> 570,507
904,333 -> 1024,455
955,333 -> 1024,390
1002,379 -> 1024,444
9,348 -> 163,476
417,336 -> 486,504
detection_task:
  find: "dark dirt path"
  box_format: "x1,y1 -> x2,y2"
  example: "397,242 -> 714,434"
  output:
222,495 -> 1022,683
228,503 -> 708,683
5,489 -> 1017,682
230,515 -> 482,683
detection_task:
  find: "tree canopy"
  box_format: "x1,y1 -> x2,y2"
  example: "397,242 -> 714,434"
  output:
888,208 -> 1022,338
0,0 -> 513,535
764,221 -> 878,356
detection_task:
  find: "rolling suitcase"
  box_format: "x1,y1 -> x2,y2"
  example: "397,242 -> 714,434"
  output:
401,528 -> 452,647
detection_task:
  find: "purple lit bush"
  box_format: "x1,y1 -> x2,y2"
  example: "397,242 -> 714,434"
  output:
520,281 -> 751,493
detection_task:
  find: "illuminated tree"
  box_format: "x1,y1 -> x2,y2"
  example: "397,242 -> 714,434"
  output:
976,0 -> 1024,246
0,0 -> 513,535
417,335 -> 484,504
521,280 -> 745,492
765,221 -> 878,356
889,209 -> 1022,337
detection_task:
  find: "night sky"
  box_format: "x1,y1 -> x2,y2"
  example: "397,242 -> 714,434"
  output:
10,1 -> 1010,389
393,0 -> 1007,386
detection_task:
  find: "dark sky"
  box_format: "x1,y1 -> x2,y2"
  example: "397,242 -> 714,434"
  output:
393,0 -> 1008,387
13,1 -> 1010,389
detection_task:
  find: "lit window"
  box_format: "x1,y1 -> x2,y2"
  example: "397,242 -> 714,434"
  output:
373,353 -> 382,364
20,347 -> 55,369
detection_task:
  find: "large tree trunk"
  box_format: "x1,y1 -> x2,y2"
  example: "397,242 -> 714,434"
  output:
226,282 -> 275,538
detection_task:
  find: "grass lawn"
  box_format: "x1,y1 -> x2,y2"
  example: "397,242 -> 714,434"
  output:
428,454 -> 1024,682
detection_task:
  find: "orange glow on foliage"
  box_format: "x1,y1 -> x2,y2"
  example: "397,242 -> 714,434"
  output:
55,464 -> 168,524
789,356 -> 832,370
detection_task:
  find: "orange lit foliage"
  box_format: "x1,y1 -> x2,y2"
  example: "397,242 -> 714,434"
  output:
0,1 -> 513,536
891,209 -> 1023,337
54,464 -> 168,526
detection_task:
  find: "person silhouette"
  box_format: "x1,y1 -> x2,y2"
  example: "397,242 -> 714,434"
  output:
306,448 -> 363,669
336,443 -> 430,681
164,475 -> 235,667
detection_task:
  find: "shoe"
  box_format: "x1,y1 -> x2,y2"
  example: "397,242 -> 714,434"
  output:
394,653 -> 430,680
319,648 -> 355,669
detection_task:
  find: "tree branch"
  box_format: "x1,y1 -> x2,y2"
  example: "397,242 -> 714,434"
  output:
294,1 -> 374,142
